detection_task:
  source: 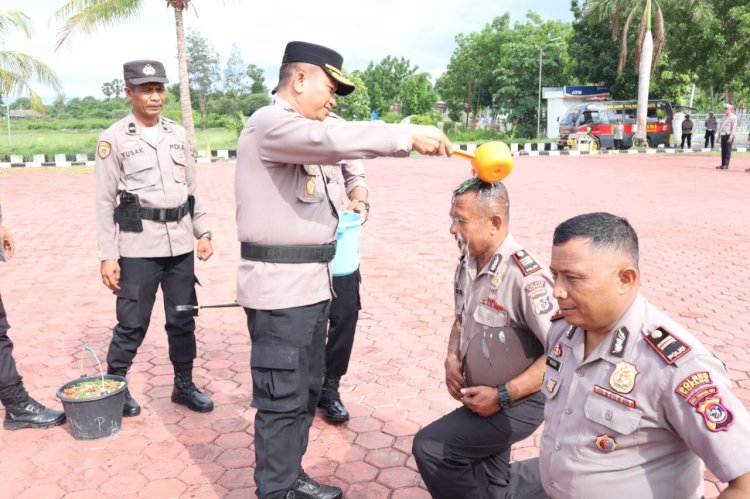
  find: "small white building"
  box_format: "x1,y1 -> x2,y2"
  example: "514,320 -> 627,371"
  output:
542,86 -> 611,138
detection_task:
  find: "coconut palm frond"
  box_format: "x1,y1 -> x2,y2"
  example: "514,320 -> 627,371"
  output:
633,2 -> 649,75
0,9 -> 33,37
55,0 -> 142,51
683,0 -> 711,22
617,4 -> 639,75
0,51 -> 63,99
650,1 -> 665,75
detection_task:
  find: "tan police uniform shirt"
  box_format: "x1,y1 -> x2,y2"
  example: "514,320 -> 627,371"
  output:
323,159 -> 367,212
95,113 -> 209,261
454,234 -> 557,380
705,115 -> 717,131
235,96 -> 411,310
540,294 -> 750,499
720,113 -> 737,139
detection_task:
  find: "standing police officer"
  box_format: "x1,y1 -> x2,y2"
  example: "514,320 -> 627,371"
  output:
235,41 -> 451,499
537,212 -> 750,498
96,60 -> 214,417
705,111 -> 717,149
0,201 -> 66,430
717,103 -> 737,170
412,178 -> 556,499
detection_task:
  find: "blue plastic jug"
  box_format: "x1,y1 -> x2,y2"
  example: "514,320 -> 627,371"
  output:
331,212 -> 364,276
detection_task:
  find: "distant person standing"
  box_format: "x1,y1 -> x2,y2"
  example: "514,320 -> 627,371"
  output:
716,103 -> 737,170
613,119 -> 625,150
680,114 -> 693,149
704,111 -> 717,148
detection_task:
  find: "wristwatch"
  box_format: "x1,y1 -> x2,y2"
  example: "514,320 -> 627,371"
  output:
497,384 -> 514,409
356,199 -> 370,212
199,231 -> 212,240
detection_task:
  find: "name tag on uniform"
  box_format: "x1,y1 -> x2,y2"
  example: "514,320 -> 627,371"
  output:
546,356 -> 561,371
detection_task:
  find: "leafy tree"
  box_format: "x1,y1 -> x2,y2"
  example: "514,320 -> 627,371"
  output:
101,79 -> 123,100
55,0 -> 229,151
186,30 -> 221,130
246,64 -> 268,95
360,56 -> 418,114
224,43 -> 248,95
0,9 -> 62,111
333,70 -> 370,120
400,73 -> 437,117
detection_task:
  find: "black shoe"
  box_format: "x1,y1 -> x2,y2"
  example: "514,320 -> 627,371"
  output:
716,165 -> 728,169
108,365 -> 141,417
1,382 -> 66,430
171,363 -> 214,413
745,168 -> 750,172
294,471 -> 342,499
318,377 -> 349,423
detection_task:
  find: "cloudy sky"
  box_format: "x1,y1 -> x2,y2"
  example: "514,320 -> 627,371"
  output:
3,0 -> 573,102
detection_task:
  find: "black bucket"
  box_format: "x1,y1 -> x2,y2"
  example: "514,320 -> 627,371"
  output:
56,374 -> 127,440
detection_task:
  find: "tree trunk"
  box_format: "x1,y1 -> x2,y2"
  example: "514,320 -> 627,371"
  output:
173,7 -> 196,154
634,30 -> 653,147
198,92 -> 207,130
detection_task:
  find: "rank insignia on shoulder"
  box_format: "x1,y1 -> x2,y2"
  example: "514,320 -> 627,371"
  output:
97,141 -> 111,159
565,325 -> 577,339
488,254 -> 502,274
696,394 -> 734,432
609,327 -> 629,357
594,434 -> 618,453
643,326 -> 691,365
551,310 -> 565,321
512,250 -> 541,276
675,371 -> 713,399
127,122 -> 136,134
594,385 -> 636,408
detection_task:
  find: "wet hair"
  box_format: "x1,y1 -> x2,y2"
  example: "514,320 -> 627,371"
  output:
452,177 -> 510,219
553,212 -> 639,267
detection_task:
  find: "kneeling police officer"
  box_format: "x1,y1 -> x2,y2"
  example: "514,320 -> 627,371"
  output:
95,60 -> 214,417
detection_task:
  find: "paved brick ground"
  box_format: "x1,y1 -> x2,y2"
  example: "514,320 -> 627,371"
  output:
0,152 -> 748,498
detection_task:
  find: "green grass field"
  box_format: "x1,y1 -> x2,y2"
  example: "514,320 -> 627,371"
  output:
0,127 -> 237,160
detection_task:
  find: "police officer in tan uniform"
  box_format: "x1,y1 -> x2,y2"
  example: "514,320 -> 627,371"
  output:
235,41 -> 451,499
318,153 -> 368,423
0,201 -> 66,430
538,212 -> 750,498
412,178 -> 556,499
717,103 -> 737,169
96,60 -> 214,417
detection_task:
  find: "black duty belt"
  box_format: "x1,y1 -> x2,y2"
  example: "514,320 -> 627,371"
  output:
241,241 -> 336,263
140,201 -> 191,222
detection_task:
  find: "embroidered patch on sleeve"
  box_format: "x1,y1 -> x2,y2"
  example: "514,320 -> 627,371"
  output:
675,371 -> 713,399
696,394 -> 734,432
97,141 -> 112,159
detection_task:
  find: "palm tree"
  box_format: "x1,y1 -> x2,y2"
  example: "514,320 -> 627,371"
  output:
586,0 -> 708,146
0,9 -> 62,111
55,0 -> 199,152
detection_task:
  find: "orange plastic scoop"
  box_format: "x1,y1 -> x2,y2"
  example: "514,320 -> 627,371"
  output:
453,141 -> 514,183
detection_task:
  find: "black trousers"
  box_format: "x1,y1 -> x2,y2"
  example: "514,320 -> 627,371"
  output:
413,392 -> 546,499
326,269 -> 361,378
705,130 -> 715,148
246,300 -> 330,498
681,133 -> 692,148
721,135 -> 732,166
106,252 -> 198,370
613,139 -> 623,150
0,292 -> 22,391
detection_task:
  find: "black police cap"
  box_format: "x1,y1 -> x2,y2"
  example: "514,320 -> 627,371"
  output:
123,60 -> 169,86
281,41 -> 355,96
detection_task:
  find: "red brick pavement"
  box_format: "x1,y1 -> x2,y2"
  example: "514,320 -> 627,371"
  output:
0,153 -> 748,498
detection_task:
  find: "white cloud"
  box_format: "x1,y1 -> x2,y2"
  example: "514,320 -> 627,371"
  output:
2,0 -> 572,102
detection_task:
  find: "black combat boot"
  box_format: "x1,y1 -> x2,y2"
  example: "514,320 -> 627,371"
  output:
171,362 -> 213,413
317,376 -> 349,423
0,381 -> 66,430
294,470 -> 343,499
107,365 -> 141,417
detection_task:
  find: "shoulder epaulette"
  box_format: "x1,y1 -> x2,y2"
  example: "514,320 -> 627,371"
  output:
161,116 -> 176,124
551,310 -> 565,321
643,326 -> 691,365
512,250 -> 541,276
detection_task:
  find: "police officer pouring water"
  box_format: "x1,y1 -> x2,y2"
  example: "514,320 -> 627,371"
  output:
95,60 -> 214,417
235,41 -> 451,499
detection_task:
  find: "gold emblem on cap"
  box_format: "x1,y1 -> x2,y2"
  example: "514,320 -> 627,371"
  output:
609,361 -> 638,394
